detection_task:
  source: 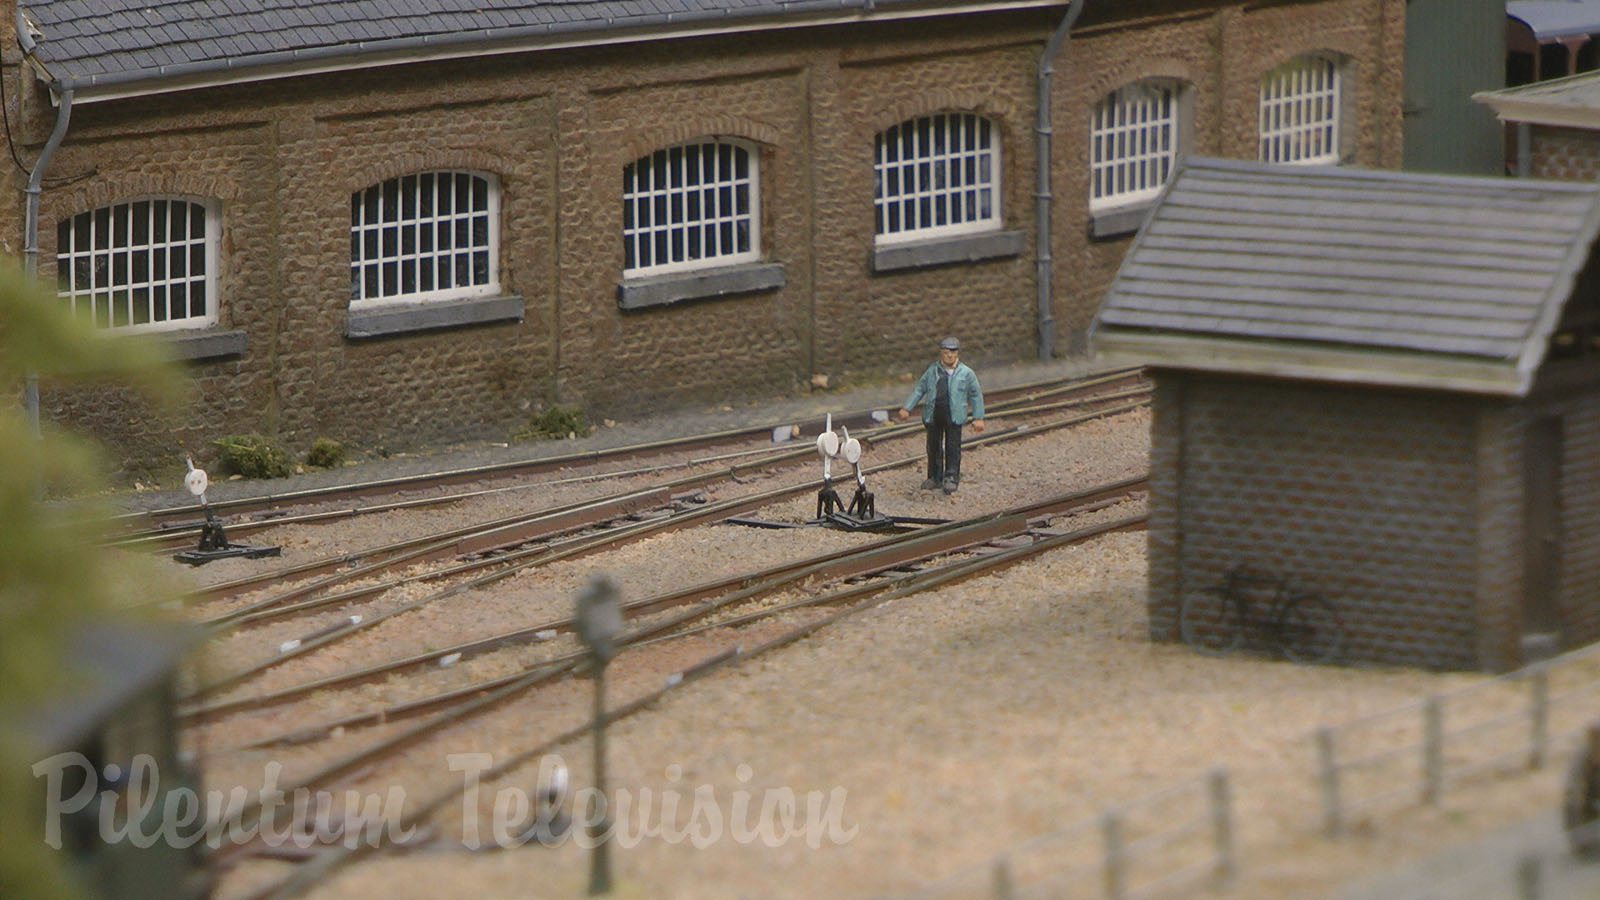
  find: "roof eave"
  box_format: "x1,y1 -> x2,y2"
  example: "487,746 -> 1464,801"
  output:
1473,90 -> 1600,129
41,0 -> 1068,106
1089,331 -> 1527,397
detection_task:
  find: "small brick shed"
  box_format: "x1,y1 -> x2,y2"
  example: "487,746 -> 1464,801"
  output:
1089,157 -> 1600,672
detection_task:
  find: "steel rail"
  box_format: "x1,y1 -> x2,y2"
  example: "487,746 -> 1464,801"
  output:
173,372 -> 1144,607
185,476 -> 1145,723
126,366 -> 1143,530
213,514 -> 1035,745
182,400 -> 1149,699
184,389 -> 1149,625
232,511 -> 1146,900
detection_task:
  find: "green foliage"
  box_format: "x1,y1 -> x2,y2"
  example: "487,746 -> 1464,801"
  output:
212,433 -> 292,479
0,259 -> 180,900
304,437 -> 346,469
512,405 -> 591,442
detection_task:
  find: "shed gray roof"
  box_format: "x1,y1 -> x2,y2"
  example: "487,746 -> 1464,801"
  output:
1089,157 -> 1600,396
18,0 -> 1061,102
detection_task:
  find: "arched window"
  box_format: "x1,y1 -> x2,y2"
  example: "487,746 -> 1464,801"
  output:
622,140 -> 758,277
874,112 -> 999,244
1090,80 -> 1184,211
1259,55 -> 1343,165
350,171 -> 498,304
56,197 -> 219,331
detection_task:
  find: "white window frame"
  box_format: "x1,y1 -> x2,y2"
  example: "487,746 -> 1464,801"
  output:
875,112 -> 1000,246
350,171 -> 500,306
1090,80 -> 1182,211
623,140 -> 759,278
56,197 -> 220,333
1258,55 -> 1343,165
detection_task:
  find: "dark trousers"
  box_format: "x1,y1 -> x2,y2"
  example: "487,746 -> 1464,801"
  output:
924,417 -> 963,483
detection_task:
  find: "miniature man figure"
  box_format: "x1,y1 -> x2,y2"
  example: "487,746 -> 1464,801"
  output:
896,336 -> 985,494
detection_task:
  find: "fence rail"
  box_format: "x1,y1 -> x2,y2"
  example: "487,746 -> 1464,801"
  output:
904,640 -> 1600,899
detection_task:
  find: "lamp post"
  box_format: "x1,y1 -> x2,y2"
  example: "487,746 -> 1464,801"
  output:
575,575 -> 623,896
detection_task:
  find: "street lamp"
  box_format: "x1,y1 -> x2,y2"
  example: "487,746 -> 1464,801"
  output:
575,575 -> 623,896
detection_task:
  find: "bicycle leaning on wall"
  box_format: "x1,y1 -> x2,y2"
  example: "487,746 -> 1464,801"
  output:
1178,567 -> 1347,664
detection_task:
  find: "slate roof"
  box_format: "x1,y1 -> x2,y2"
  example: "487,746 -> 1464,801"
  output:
18,0 -> 1044,99
1089,157 -> 1600,396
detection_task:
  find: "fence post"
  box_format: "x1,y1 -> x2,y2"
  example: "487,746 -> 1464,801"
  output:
1209,768 -> 1235,885
1317,727 -> 1342,837
1530,665 -> 1550,770
992,854 -> 1015,900
1423,696 -> 1443,805
1102,811 -> 1126,900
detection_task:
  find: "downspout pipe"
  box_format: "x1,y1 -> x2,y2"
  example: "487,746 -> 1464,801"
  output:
17,3 -> 73,437
1516,121 -> 1531,178
1034,0 -> 1085,361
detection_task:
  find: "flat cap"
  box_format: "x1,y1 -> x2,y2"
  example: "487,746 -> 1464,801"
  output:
939,336 -> 961,351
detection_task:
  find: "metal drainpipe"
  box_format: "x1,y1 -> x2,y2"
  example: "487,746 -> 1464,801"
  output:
17,3 -> 73,437
1516,121 -> 1531,178
1035,0 -> 1085,361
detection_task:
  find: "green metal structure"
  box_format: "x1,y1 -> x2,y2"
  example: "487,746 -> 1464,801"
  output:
1404,0 -> 1507,174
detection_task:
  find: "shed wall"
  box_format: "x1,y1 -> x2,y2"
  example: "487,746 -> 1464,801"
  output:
1528,376 -> 1600,651
1149,373 -> 1494,670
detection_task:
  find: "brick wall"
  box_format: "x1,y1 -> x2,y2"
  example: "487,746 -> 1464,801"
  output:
1153,369 -> 1600,672
1529,125 -> 1600,181
16,0 -> 1398,472
1151,373 -> 1496,670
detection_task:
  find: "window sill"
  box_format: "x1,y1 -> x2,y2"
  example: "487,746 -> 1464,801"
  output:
617,262 -> 786,310
872,230 -> 1024,273
344,294 -> 524,340
1090,202 -> 1157,239
164,328 -> 247,362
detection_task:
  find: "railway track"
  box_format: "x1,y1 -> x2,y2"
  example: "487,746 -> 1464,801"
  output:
120,367 -> 1146,549
214,479 -> 1148,897
185,474 -> 1147,729
168,368 -> 1152,897
179,395 -> 1149,702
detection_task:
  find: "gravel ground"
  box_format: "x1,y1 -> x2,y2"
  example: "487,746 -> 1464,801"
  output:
146,382 -> 1579,900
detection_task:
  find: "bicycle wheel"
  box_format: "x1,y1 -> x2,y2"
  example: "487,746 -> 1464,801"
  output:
1278,593 -> 1345,664
1179,587 -> 1242,656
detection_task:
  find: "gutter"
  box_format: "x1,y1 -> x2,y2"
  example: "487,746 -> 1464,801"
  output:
1034,0 -> 1085,360
18,3 -> 71,438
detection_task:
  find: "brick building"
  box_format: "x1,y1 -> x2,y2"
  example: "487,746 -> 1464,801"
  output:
4,0 -> 1402,470
1091,157 -> 1600,672
1477,70 -> 1600,182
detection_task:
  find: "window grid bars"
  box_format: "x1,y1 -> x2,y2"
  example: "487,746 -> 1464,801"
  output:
622,141 -> 756,277
1258,57 -> 1341,165
1090,82 -> 1178,209
350,171 -> 496,304
55,198 -> 212,332
874,112 -> 998,243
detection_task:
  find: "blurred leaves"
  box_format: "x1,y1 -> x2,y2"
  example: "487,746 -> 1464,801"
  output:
0,260 -> 181,900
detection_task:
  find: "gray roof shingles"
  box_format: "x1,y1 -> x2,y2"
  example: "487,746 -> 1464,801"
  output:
20,0 -> 931,91
1090,157 -> 1600,395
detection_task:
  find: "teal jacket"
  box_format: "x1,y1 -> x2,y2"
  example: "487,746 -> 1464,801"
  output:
903,361 -> 984,426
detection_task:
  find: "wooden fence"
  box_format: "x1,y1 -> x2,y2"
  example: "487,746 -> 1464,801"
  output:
902,641 -> 1600,899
